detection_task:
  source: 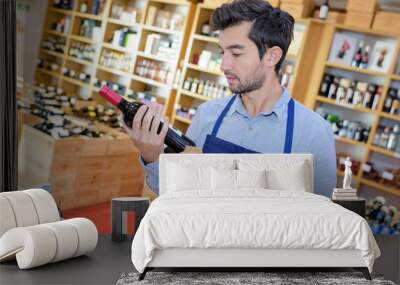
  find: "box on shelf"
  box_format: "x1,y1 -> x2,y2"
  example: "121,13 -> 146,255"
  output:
372,11 -> 400,35
280,1 -> 314,19
346,0 -> 378,14
344,11 -> 374,29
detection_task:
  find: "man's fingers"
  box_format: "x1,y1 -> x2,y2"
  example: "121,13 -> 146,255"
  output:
132,105 -> 148,131
158,117 -> 169,142
141,103 -> 157,132
150,104 -> 164,135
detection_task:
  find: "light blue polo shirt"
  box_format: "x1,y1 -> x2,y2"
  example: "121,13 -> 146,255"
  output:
141,88 -> 337,197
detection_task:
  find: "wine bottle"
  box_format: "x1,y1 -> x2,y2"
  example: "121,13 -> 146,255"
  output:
99,86 -> 196,153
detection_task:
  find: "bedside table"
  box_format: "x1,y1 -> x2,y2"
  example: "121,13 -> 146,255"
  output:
332,198 -> 366,218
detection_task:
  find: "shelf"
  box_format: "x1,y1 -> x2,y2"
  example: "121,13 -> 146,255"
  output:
70,34 -> 97,44
40,48 -> 64,58
360,178 -> 400,197
45,29 -> 67,37
74,12 -> 103,21
136,51 -> 175,63
65,55 -> 94,65
107,18 -> 140,28
142,25 -> 182,36
132,74 -> 171,89
192,34 -> 219,44
335,23 -> 400,39
149,0 -> 191,6
186,63 -> 224,76
315,95 -> 374,113
61,76 -> 90,88
335,135 -> 368,147
379,111 -> 400,122
48,7 -> 73,15
370,145 -> 400,159
174,115 -> 192,124
102,42 -> 133,53
97,65 -> 131,77
325,62 -> 387,77
37,68 -> 61,78
180,89 -> 211,101
391,74 -> 400,81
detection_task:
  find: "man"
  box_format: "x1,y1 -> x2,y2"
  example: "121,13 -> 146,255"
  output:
123,0 -> 337,197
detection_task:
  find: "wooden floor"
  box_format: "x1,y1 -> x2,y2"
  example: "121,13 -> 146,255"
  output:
62,202 -> 136,234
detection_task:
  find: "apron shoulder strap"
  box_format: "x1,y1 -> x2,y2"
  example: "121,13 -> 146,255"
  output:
283,98 -> 295,154
211,95 -> 237,136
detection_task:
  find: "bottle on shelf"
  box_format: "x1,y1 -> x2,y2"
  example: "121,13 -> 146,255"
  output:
351,41 -> 364,68
99,86 -> 196,153
318,0 -> 329,20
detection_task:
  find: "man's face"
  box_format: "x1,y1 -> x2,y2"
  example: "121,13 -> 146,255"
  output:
218,21 -> 266,94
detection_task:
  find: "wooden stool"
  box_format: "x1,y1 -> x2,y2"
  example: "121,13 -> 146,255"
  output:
111,197 -> 150,242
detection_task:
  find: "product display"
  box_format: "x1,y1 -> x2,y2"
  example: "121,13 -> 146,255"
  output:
62,67 -> 91,83
372,123 -> 400,152
145,6 -> 185,32
362,162 -> 400,188
42,36 -> 66,54
52,0 -> 73,10
37,59 -> 60,72
319,74 -> 382,110
279,64 -> 294,88
175,104 -> 197,120
144,34 -> 179,60
73,104 -> 121,129
192,50 -> 222,72
109,28 -> 138,50
68,42 -> 96,62
135,59 -> 174,84
99,86 -> 196,153
182,77 -> 230,99
79,19 -> 101,40
383,87 -> 400,115
94,79 -> 126,96
51,16 -> 71,34
366,196 -> 400,235
99,50 -> 133,72
317,108 -> 371,143
110,4 -> 140,23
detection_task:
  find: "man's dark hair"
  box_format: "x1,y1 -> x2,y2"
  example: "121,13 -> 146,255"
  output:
211,0 -> 294,73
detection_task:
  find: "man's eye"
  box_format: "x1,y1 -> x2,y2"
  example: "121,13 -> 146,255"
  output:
218,50 -> 224,55
232,54 -> 242,57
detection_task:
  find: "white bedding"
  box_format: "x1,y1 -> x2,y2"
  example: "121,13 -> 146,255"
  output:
131,190 -> 380,273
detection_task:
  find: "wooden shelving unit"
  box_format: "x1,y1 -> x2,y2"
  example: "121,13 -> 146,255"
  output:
36,0 -> 195,119
306,20 -> 400,197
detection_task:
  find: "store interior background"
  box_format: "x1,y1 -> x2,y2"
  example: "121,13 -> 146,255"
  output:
16,0 -> 400,235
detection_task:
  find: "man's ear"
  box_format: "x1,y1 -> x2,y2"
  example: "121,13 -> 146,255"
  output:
263,46 -> 283,69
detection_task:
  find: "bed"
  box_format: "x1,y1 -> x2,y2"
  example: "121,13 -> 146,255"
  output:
131,154 -> 381,281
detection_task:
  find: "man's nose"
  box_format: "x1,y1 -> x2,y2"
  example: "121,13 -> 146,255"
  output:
220,54 -> 232,73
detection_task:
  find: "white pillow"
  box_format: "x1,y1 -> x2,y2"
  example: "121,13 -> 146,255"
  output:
211,168 -> 236,190
236,169 -> 267,189
167,163 -> 211,191
211,169 -> 267,190
238,159 -> 307,191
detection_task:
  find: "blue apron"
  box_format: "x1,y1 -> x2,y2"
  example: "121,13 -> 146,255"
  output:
202,95 -> 295,154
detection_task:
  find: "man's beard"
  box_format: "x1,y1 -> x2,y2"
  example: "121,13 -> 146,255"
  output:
230,75 -> 265,94
228,67 -> 265,95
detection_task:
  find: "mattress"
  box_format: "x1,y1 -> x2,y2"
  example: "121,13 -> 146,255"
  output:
131,190 -> 380,273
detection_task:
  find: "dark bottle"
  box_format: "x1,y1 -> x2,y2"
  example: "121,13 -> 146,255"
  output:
327,77 -> 339,99
319,74 -> 332,97
99,86 -> 196,153
352,41 -> 364,68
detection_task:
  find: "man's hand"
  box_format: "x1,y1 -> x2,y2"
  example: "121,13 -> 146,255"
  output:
121,102 -> 169,164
